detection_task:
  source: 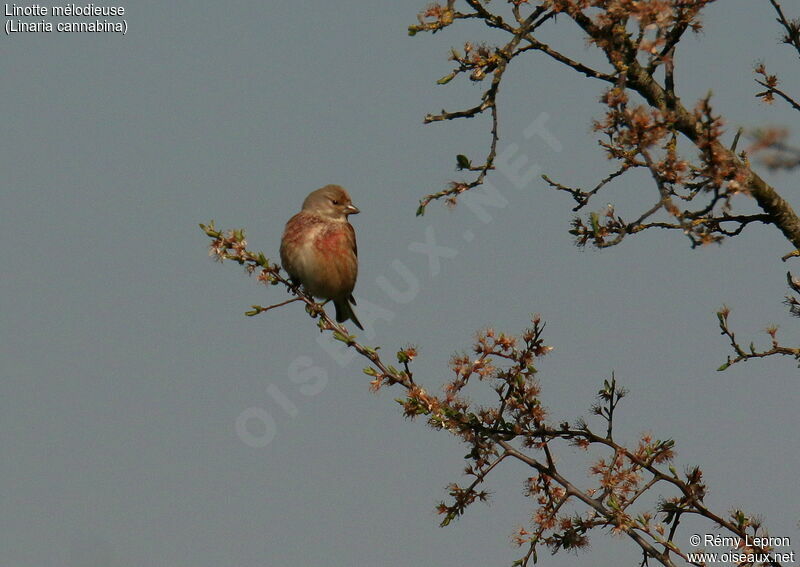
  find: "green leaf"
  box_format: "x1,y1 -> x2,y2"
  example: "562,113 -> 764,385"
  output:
590,212 -> 600,233
416,203 -> 426,217
437,72 -> 456,85
363,367 -> 378,376
407,26 -> 417,36
332,330 -> 350,343
717,362 -> 730,371
199,221 -> 220,237
456,154 -> 471,169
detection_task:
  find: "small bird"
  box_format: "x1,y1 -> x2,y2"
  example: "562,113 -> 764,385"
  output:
280,185 -> 364,330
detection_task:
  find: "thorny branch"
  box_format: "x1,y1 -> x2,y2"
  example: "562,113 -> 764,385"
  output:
752,4 -> 800,172
410,0 -> 800,257
768,0 -> 800,58
201,222 -> 785,567
755,64 -> 800,113
410,1 -> 800,369
716,271 -> 800,370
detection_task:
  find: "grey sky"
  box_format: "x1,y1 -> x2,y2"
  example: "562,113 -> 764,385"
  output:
2,1 -> 799,566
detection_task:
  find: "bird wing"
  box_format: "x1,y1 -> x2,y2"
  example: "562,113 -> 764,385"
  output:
346,221 -> 357,257
346,221 -> 357,305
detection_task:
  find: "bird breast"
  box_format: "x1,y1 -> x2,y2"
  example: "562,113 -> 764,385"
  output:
290,222 -> 357,300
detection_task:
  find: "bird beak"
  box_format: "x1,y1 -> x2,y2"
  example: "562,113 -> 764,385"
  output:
346,204 -> 360,215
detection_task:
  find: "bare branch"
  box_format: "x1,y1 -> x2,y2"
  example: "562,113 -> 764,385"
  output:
768,0 -> 800,58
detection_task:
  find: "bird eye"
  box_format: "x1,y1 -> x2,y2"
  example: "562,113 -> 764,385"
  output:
331,199 -> 339,205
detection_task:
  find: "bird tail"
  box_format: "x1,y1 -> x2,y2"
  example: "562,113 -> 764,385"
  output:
334,295 -> 364,330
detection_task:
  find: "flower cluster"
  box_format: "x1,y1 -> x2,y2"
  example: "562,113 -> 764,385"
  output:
201,221 -> 281,284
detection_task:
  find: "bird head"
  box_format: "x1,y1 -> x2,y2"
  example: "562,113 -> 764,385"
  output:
301,185 -> 360,220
